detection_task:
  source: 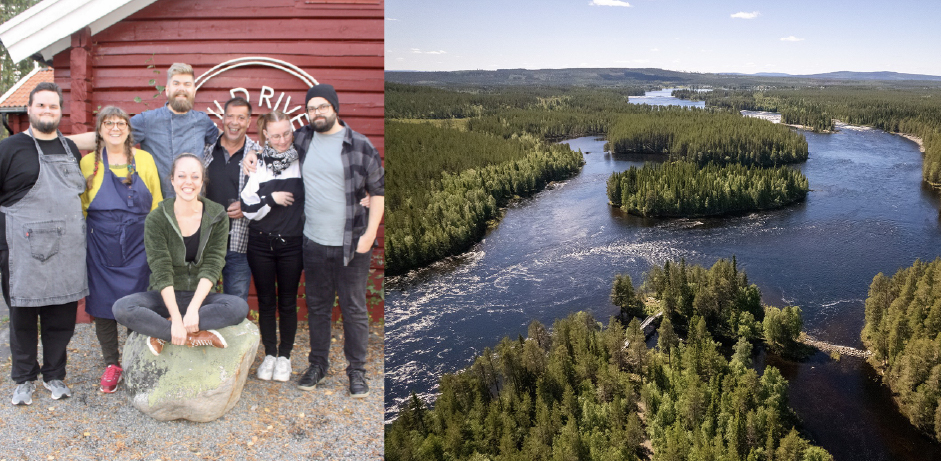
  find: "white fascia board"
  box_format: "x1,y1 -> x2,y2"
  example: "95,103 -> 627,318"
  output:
0,0 -> 158,63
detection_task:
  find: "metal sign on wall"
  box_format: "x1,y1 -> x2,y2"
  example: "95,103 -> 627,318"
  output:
196,57 -> 319,130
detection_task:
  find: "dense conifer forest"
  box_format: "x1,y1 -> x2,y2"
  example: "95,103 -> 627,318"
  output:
673,87 -> 941,188
605,111 -> 808,166
606,162 -> 809,218
387,120 -> 583,274
861,258 -> 941,442
387,260 -> 827,460
387,82 -> 813,274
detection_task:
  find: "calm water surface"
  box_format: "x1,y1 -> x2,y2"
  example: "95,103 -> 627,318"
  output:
386,91 -> 941,460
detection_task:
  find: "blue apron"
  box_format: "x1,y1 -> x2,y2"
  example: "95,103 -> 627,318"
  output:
84,148 -> 153,319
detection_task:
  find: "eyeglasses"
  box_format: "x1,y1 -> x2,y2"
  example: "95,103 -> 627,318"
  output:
103,120 -> 128,129
307,104 -> 333,114
267,131 -> 293,142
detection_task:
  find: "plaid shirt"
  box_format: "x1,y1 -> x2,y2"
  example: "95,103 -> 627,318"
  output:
203,135 -> 262,253
294,120 -> 384,266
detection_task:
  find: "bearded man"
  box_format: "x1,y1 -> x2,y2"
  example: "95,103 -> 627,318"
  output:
69,63 -> 218,197
0,82 -> 87,405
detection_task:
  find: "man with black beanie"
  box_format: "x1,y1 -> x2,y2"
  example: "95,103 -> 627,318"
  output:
246,84 -> 383,397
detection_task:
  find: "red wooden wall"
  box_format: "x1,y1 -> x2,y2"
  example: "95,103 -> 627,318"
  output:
47,0 -> 385,322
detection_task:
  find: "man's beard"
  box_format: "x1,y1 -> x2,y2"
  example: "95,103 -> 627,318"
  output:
168,92 -> 194,113
312,113 -> 337,133
29,113 -> 59,135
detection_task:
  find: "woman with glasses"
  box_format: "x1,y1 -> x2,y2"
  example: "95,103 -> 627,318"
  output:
80,106 -> 162,393
240,110 -> 305,381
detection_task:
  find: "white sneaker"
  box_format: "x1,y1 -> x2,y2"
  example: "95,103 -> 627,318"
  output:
272,356 -> 292,382
257,356 -> 276,381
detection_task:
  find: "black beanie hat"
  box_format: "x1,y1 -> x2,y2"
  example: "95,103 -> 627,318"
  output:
305,84 -> 339,114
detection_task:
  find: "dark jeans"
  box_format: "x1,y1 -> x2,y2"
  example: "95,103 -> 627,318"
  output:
8,302 -> 77,383
112,290 -> 249,341
222,250 -> 251,301
302,237 -> 371,375
247,232 -> 303,358
94,317 -> 127,366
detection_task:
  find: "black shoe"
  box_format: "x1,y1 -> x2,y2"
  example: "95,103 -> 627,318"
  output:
349,370 -> 369,398
297,365 -> 326,391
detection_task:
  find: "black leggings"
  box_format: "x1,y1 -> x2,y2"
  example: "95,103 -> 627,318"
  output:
247,232 -> 303,358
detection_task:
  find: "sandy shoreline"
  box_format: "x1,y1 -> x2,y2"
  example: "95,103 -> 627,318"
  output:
897,133 -> 925,152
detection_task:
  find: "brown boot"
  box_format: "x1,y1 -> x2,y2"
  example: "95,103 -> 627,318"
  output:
185,330 -> 227,349
148,337 -> 165,356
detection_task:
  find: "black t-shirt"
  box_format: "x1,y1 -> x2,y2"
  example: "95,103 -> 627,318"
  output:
183,226 -> 201,263
0,132 -> 82,249
205,141 -> 244,210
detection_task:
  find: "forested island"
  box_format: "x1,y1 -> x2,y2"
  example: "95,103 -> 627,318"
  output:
672,87 -> 941,187
387,261 -> 828,460
862,258 -> 941,442
605,110 -> 808,166
606,162 -> 809,218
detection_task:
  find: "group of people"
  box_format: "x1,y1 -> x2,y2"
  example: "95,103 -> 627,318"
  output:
0,63 -> 385,405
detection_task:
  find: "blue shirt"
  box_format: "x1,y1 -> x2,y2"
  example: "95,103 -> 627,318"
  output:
131,105 -> 218,197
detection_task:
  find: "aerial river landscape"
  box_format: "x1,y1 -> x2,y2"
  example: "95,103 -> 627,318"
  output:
386,89 -> 941,460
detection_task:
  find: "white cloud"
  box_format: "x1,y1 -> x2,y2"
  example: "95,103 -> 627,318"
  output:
410,48 -> 448,55
650,48 -> 660,52
590,0 -> 632,7
780,36 -> 804,42
731,11 -> 760,19
386,17 -> 398,21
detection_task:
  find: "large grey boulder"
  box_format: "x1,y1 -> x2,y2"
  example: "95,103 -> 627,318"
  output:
122,319 -> 260,422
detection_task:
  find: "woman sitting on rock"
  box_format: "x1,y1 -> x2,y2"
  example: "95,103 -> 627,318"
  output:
113,154 -> 249,355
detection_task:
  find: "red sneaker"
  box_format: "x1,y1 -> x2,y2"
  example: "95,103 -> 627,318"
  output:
100,364 -> 123,393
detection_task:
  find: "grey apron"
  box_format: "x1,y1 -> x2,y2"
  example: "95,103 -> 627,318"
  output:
0,128 -> 88,307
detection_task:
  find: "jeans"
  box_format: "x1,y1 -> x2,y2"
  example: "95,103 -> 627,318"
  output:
222,250 -> 251,301
247,232 -> 303,358
302,237 -> 371,375
112,290 -> 249,341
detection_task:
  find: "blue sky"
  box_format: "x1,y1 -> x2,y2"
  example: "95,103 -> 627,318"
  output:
385,0 -> 941,75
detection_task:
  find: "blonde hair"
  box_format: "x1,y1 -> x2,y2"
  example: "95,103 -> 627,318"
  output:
256,110 -> 292,146
87,106 -> 136,190
166,63 -> 194,86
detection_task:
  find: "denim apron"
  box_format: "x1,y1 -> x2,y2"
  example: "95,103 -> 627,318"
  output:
84,148 -> 152,319
0,128 -> 87,307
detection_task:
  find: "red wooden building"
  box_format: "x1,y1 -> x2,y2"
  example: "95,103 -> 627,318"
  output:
0,0 -> 384,322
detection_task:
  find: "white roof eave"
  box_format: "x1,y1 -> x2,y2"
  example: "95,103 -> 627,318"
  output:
0,0 -> 159,64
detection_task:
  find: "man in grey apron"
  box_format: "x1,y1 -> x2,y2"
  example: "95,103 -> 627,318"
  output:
0,82 -> 87,405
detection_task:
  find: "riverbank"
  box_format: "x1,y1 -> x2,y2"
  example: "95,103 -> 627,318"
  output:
897,133 -> 925,152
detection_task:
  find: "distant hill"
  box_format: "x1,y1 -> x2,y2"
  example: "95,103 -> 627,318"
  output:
384,67 -> 706,86
386,68 -> 941,87
798,71 -> 941,81
723,71 -> 941,81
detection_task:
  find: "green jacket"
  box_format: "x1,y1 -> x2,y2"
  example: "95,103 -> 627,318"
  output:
145,196 -> 228,292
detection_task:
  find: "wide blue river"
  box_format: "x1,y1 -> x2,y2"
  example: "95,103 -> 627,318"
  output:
386,89 -> 941,460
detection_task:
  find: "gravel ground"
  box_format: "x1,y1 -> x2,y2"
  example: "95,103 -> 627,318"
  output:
0,319 -> 384,460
